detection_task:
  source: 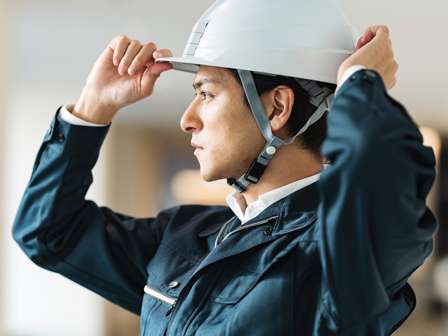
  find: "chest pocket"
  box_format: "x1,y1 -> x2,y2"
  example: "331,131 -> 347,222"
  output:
215,269 -> 260,304
214,241 -> 317,306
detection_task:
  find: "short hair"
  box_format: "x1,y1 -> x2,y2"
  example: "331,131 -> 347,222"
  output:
228,69 -> 336,160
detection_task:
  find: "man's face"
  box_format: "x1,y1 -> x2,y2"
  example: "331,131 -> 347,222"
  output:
180,65 -> 265,182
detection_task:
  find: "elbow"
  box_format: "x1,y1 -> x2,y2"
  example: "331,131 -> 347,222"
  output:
323,113 -> 433,185
11,210 -> 28,252
12,212 -> 52,267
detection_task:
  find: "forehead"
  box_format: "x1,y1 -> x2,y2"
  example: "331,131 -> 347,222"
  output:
193,65 -> 237,88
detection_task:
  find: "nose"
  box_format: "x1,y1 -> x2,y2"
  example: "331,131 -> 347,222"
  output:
180,99 -> 203,133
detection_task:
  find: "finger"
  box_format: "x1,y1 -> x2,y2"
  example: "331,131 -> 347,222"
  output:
365,28 -> 392,59
388,76 -> 397,90
355,37 -> 364,50
391,60 -> 399,76
355,28 -> 376,51
368,25 -> 390,37
109,35 -> 130,67
382,60 -> 398,88
139,62 -> 172,97
149,62 -> 173,76
153,48 -> 174,60
118,40 -> 143,75
128,42 -> 157,75
356,26 -> 389,50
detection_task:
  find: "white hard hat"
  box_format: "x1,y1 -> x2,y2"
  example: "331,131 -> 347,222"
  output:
157,0 -> 358,84
159,0 -> 358,192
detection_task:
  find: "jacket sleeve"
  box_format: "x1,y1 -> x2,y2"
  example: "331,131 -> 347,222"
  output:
318,69 -> 438,329
12,107 -> 176,314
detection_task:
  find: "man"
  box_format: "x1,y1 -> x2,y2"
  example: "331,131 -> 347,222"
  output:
13,0 -> 437,335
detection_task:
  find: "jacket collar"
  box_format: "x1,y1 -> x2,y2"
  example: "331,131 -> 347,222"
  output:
273,180 -> 320,234
198,181 -> 320,238
225,170 -> 322,224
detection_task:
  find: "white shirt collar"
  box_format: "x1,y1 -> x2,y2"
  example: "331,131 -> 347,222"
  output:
226,165 -> 328,224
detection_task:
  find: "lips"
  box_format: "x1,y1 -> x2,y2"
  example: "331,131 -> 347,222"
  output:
191,141 -> 204,150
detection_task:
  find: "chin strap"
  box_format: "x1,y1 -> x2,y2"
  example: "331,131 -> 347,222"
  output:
226,69 -> 334,193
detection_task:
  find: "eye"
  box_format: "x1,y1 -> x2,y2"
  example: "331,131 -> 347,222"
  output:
200,91 -> 212,100
193,90 -> 214,102
194,91 -> 212,100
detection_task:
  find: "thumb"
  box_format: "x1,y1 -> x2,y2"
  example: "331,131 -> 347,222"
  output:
140,62 -> 173,96
149,62 -> 173,76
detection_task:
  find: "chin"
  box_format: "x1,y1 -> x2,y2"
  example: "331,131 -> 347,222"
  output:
199,165 -> 223,182
200,170 -> 217,182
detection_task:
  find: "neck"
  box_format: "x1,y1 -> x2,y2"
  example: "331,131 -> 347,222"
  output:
239,144 -> 323,207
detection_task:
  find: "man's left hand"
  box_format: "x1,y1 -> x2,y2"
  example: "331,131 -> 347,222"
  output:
337,25 -> 399,90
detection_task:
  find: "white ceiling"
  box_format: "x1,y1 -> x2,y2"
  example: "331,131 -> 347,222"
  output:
10,0 -> 448,131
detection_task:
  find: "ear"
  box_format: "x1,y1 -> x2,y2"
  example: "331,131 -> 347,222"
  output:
262,85 -> 295,133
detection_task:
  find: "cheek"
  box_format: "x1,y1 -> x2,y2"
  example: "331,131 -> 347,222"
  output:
200,94 -> 262,159
210,118 -> 260,163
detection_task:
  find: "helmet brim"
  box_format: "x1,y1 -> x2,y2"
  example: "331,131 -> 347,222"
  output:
156,56 -> 220,74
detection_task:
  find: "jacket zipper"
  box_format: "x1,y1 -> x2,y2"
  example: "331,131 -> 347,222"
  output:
144,285 -> 176,306
213,216 -> 237,248
164,217 -> 233,335
215,215 -> 278,247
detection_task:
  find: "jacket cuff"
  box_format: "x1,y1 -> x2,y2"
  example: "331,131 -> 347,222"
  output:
59,104 -> 110,127
43,106 -> 111,159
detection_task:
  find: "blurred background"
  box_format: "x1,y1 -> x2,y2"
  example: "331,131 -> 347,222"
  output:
0,0 -> 447,335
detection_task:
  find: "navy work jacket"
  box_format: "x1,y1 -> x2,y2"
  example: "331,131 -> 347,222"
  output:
13,69 -> 438,335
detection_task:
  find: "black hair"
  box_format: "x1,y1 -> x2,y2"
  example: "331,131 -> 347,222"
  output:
228,69 -> 336,160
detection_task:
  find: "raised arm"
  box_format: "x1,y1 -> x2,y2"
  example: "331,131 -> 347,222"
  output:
12,35 -> 175,314
319,26 -> 437,329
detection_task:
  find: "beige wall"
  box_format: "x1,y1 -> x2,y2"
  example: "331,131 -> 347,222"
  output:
0,0 -> 12,331
105,124 -> 164,217
102,124 -> 164,336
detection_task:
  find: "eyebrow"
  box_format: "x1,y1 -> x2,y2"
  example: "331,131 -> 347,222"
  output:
192,77 -> 221,90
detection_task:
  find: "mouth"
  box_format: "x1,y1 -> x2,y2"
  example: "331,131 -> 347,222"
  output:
191,141 -> 204,150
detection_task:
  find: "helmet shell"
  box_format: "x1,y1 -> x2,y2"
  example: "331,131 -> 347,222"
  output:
158,0 -> 358,84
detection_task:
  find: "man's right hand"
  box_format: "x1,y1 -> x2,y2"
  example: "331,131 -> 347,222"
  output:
73,35 -> 173,124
